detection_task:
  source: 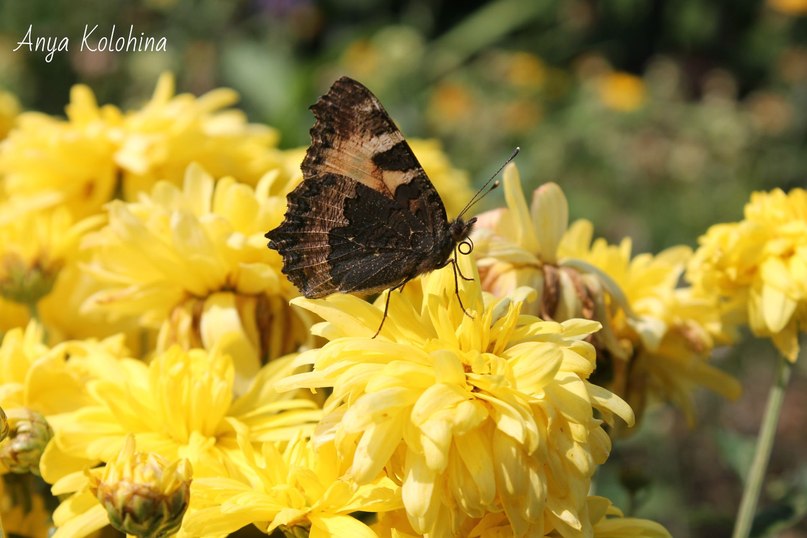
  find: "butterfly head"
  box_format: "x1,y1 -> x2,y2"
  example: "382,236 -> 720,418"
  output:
450,217 -> 476,255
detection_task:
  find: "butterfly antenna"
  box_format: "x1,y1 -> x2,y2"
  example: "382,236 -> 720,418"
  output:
457,147 -> 520,220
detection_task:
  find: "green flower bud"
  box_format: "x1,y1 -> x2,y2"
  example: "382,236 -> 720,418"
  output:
90,436 -> 192,538
0,409 -> 53,475
0,254 -> 60,305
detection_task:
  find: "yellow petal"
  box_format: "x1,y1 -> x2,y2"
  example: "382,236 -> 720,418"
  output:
453,429 -> 496,507
52,501 -> 109,538
507,342 -> 562,391
558,219 -> 594,258
344,388 -> 415,432
761,282 -> 797,333
41,441 -> 95,486
544,374 -> 593,426
199,292 -> 260,393
350,414 -> 406,483
771,318 -> 800,362
502,164 -> 539,254
182,163 -> 216,214
587,382 -> 635,427
492,429 -> 545,534
413,384 -> 471,471
401,453 -> 437,531
476,392 -> 537,450
292,295 -> 379,339
310,514 -> 377,538
531,182 -> 569,264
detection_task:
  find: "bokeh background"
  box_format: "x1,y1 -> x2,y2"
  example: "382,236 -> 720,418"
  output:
1,0 -> 806,536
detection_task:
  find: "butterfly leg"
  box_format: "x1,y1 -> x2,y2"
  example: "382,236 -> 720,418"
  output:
449,257 -> 474,319
457,266 -> 475,281
454,241 -> 475,281
372,279 -> 410,338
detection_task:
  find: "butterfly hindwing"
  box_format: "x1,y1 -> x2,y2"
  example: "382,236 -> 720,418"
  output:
267,173 -> 439,297
266,173 -> 349,297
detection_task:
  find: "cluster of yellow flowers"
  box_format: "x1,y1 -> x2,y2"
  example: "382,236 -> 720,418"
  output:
471,167 -> 744,428
0,73 -> 803,537
687,188 -> 807,361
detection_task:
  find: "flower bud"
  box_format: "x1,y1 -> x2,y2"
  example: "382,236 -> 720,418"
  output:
89,436 -> 192,538
0,253 -> 60,305
0,406 -> 9,442
0,408 -> 53,475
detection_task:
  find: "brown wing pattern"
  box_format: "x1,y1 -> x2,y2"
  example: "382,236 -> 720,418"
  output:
302,77 -> 449,234
267,173 -> 437,298
265,174 -> 351,297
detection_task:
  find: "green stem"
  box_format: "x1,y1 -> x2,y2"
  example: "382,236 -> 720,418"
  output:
27,300 -> 40,322
732,353 -> 794,538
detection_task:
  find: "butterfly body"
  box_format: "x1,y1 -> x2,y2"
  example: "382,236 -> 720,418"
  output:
267,77 -> 475,302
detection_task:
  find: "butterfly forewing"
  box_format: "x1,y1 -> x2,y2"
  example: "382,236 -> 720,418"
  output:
302,77 -> 449,231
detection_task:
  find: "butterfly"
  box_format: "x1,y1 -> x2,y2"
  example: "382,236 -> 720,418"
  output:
266,76 -> 516,336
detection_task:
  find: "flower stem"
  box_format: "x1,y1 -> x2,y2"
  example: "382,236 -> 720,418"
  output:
27,300 -> 40,322
732,353 -> 794,538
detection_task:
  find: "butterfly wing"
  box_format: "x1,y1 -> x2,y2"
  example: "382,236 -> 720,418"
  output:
302,77 -> 449,234
267,77 -> 457,298
267,173 -> 438,298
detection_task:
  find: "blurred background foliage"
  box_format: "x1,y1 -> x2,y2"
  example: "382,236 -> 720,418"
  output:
1,0 -> 806,536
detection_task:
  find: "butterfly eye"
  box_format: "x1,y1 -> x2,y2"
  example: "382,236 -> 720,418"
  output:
458,237 -> 474,256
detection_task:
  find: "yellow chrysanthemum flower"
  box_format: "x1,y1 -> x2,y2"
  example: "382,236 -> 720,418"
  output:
184,433 -> 400,537
560,222 -> 741,423
82,164 -> 313,388
277,255 -> 634,537
0,205 -> 102,310
117,73 -> 286,199
0,74 -> 288,221
472,165 -> 740,426
0,85 -> 121,219
0,89 -> 20,140
0,321 -> 129,423
688,188 -> 807,361
0,202 -> 108,345
44,345 -> 321,537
